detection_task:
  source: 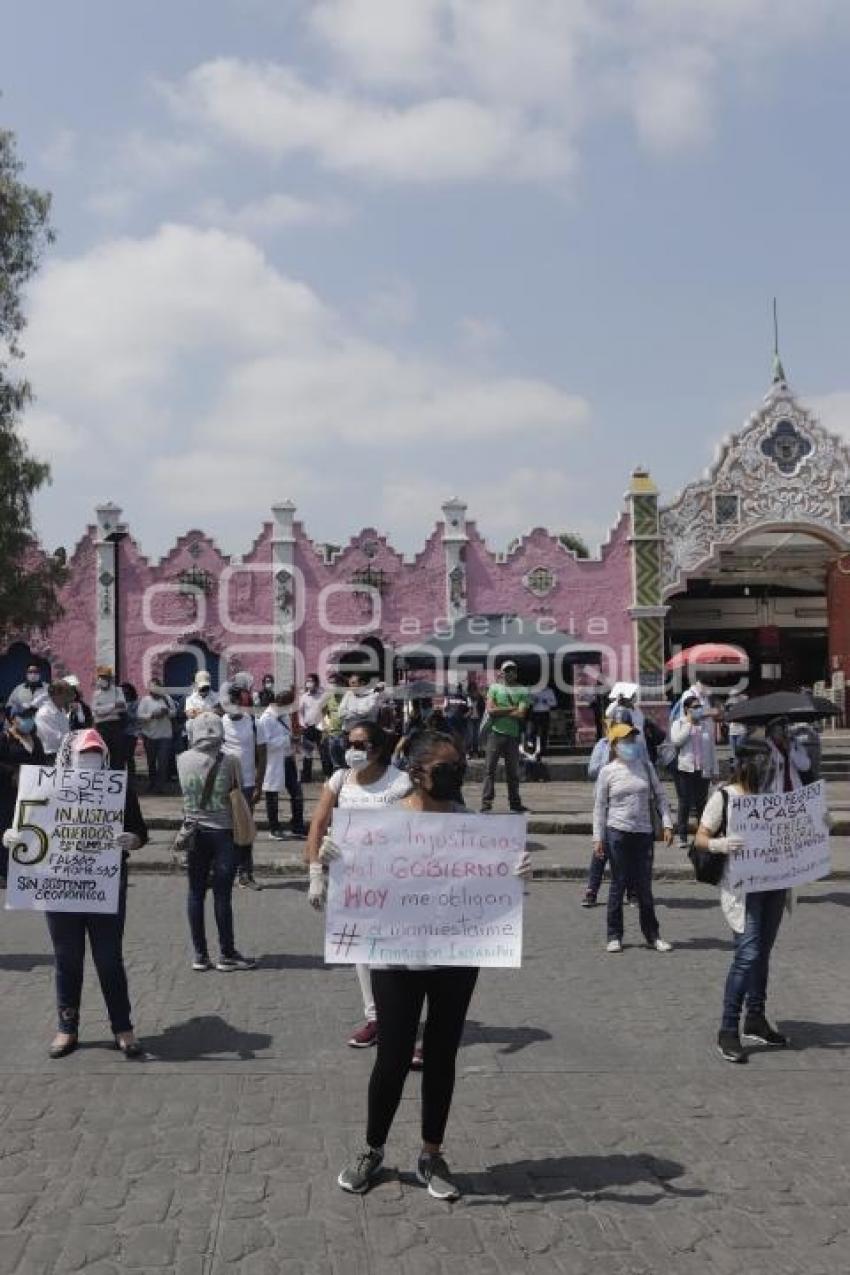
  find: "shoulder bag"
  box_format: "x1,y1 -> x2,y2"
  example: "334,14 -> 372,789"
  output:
688,789 -> 728,885
171,754 -> 223,866
229,759 -> 257,848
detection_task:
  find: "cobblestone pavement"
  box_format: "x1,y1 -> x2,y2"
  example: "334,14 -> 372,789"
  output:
1,879 -> 849,1273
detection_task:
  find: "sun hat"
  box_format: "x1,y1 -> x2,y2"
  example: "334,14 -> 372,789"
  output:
194,670 -> 212,688
607,722 -> 638,743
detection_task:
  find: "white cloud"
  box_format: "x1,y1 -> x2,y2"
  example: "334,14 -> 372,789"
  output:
165,58 -> 575,183
361,279 -> 418,329
196,192 -> 351,233
23,225 -> 588,548
160,3 -> 849,187
808,392 -> 850,440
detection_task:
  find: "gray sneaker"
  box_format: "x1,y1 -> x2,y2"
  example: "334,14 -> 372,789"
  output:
416,1152 -> 460,1201
216,952 -> 257,971
338,1147 -> 384,1194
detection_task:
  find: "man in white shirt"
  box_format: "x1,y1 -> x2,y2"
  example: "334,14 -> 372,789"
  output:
184,670 -> 220,727
338,673 -> 384,733
137,677 -> 177,793
530,685 -> 557,756
298,674 -> 325,784
222,683 -> 265,889
91,666 -> 129,767
8,663 -> 49,715
35,681 -> 73,760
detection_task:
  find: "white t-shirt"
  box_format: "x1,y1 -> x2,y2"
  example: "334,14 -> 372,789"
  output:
35,701 -> 69,755
328,764 -> 412,807
299,690 -> 325,730
257,708 -> 292,792
532,688 -> 557,714
222,713 -> 257,788
185,689 -> 220,718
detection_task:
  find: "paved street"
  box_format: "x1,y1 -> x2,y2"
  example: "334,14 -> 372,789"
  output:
1,878 -> 849,1273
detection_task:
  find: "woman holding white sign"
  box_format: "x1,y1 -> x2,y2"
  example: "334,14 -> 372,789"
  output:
42,729 -> 146,1059
695,743 -> 792,1064
306,720 -> 411,1048
334,730 -> 532,1202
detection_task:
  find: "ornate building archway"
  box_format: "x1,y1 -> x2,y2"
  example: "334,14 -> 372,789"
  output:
656,375 -> 850,692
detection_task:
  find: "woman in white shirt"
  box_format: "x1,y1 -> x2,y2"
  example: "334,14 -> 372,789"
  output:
694,743 -> 791,1064
670,692 -> 719,847
593,722 -> 674,954
306,720 -> 411,1048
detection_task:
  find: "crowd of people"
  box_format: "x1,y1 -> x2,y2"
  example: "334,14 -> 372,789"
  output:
0,655 -> 830,1199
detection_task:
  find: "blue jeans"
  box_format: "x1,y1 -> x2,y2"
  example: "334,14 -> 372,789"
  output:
606,829 -> 659,943
46,871 -> 132,1034
186,827 -> 240,959
721,889 -> 786,1031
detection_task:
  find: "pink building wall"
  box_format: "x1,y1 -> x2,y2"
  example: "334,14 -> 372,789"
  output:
12,508 -> 636,699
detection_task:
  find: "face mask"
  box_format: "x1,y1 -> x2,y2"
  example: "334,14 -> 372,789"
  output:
227,709 -> 243,720
97,678 -> 110,691
618,741 -> 639,762
76,750 -> 105,771
26,673 -> 40,685
195,736 -> 221,753
345,747 -> 370,770
14,718 -> 36,735
428,761 -> 465,799
198,686 -> 210,696
690,707 -> 704,721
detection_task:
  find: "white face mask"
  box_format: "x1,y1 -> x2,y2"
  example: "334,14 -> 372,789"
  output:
345,747 -> 370,771
76,750 -> 105,771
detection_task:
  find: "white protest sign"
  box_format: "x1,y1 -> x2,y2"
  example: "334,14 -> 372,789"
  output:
727,780 -> 831,893
5,764 -> 127,913
325,810 -> 526,968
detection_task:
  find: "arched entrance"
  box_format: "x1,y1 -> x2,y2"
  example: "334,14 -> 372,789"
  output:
162,642 -> 222,694
666,526 -> 835,692
0,642 -> 51,700
658,376 -> 850,697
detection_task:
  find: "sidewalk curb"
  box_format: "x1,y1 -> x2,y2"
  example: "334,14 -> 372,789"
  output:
126,861 -> 850,882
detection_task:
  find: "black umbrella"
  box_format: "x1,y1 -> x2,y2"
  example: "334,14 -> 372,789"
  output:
724,691 -> 839,725
386,680 -> 441,701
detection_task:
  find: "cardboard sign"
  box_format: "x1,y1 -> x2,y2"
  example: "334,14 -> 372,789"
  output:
727,780 -> 830,893
325,809 -> 526,967
5,765 -> 127,913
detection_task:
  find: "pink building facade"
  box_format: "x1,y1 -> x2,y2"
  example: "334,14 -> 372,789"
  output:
9,488 -> 643,708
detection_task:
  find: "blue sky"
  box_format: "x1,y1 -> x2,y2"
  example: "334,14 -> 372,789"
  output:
4,0 -> 850,561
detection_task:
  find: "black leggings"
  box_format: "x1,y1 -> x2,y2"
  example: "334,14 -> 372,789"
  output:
366,967 -> 479,1149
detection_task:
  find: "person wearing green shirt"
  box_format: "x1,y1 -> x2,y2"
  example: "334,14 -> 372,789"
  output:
480,661 -> 530,813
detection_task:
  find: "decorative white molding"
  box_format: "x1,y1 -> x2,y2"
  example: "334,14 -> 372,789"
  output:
94,503 -> 123,671
660,385 -> 850,597
272,500 -> 297,686
442,498 -> 468,621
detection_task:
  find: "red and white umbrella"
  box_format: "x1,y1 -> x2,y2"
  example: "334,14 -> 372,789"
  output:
665,643 -> 749,672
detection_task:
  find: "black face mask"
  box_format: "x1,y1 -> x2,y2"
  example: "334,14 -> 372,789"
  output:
428,761 -> 465,799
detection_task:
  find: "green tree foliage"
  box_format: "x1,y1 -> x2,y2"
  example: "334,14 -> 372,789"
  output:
0,124 -> 65,641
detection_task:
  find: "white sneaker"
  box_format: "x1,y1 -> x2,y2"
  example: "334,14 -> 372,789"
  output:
606,939 -> 623,953
652,938 -> 673,952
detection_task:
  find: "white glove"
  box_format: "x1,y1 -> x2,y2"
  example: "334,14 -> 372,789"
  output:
708,836 -> 744,855
318,835 -> 342,864
307,862 -> 326,910
2,829 -> 19,850
116,832 -> 140,854
514,851 -> 533,879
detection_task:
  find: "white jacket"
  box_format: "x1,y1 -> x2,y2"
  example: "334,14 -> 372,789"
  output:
670,717 -> 718,778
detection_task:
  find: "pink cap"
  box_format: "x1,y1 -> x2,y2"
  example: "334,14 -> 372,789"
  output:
73,728 -> 108,754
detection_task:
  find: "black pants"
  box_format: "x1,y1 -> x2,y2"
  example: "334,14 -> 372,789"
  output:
366,967 -> 479,1149
265,758 -> 306,834
187,827 -> 239,959
674,770 -> 710,843
46,872 -> 132,1034
530,712 -> 551,756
